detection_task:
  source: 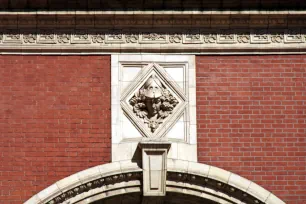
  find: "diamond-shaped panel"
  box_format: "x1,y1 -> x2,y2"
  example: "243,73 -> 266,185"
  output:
121,63 -> 187,139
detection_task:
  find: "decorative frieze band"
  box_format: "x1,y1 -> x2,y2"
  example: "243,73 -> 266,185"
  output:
0,11 -> 305,52
0,29 -> 306,47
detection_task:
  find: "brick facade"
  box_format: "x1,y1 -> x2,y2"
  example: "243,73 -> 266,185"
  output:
0,56 -> 111,203
0,55 -> 305,203
196,55 -> 306,204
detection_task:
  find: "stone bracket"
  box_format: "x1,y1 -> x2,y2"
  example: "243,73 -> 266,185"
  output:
139,141 -> 171,196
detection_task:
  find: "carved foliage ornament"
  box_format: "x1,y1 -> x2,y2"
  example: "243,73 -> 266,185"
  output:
121,63 -> 186,139
129,74 -> 179,133
0,29 -> 305,48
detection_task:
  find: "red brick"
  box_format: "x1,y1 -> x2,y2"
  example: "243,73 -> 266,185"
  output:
0,56 -> 111,203
197,55 -> 306,204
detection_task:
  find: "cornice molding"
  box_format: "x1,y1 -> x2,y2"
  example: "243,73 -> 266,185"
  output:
1,10 -> 306,15
0,12 -> 305,53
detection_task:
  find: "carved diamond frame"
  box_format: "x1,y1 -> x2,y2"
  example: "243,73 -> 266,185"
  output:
120,63 -> 187,139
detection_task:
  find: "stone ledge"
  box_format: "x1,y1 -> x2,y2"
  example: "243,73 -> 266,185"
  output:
0,10 -> 306,16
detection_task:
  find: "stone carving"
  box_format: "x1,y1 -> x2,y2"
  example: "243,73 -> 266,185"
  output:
0,29 -> 305,51
129,74 -> 179,133
251,32 -> 270,44
37,32 -> 56,44
271,34 -> 284,43
120,63 -> 187,139
169,34 -> 182,43
140,33 -> 167,43
237,34 -> 250,43
183,31 -> 201,44
144,33 -> 164,40
41,169 -> 268,204
57,34 -> 70,43
105,31 -> 125,43
3,32 -> 21,43
71,31 -> 91,44
92,34 -> 104,43
23,34 -> 36,43
217,31 -> 236,44
46,172 -> 142,204
203,34 -> 217,43
285,29 -> 303,43
126,34 -> 139,43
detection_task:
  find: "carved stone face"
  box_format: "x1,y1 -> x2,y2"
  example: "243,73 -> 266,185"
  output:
143,75 -> 162,99
129,73 -> 179,133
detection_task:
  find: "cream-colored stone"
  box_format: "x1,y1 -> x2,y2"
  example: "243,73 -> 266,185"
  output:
119,160 -> 141,173
122,67 -> 142,82
164,67 -> 184,82
189,125 -> 197,144
177,143 -> 197,162
112,143 -> 134,161
119,54 -> 142,61
167,159 -> 188,172
25,160 -> 286,204
208,166 -> 231,183
56,173 -> 80,193
111,55 -> 119,67
111,85 -> 119,105
121,116 -> 142,139
24,195 -> 41,204
121,81 -> 132,92
247,182 -> 271,202
120,62 -> 187,139
166,186 -> 185,194
112,54 -> 195,167
266,193 -> 286,204
77,166 -> 101,184
188,73 -> 196,89
187,162 -> 210,177
111,104 -> 119,125
167,116 -> 185,141
105,188 -> 127,198
189,87 -> 196,106
5,10 -> 306,15
98,162 -> 121,177
111,125 -> 120,144
228,173 -> 251,191
141,55 -> 165,62
167,142 -> 178,159
140,142 -> 170,196
36,183 -> 61,203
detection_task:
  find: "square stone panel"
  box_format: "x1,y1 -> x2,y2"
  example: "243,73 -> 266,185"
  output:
121,63 -> 187,139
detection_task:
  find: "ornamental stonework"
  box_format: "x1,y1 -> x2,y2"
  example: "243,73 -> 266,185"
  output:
129,74 -> 179,133
0,28 -> 305,53
120,63 -> 187,139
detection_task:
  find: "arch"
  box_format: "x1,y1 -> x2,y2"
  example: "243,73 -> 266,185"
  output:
25,160 -> 285,204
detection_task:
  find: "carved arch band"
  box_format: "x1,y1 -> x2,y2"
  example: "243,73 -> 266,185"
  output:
25,160 -> 285,204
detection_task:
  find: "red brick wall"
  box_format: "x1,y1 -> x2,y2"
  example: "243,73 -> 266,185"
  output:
1,55 -> 305,204
196,55 -> 306,204
0,56 -> 111,203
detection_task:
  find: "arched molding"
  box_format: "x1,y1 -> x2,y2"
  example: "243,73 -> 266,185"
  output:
25,160 -> 285,204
